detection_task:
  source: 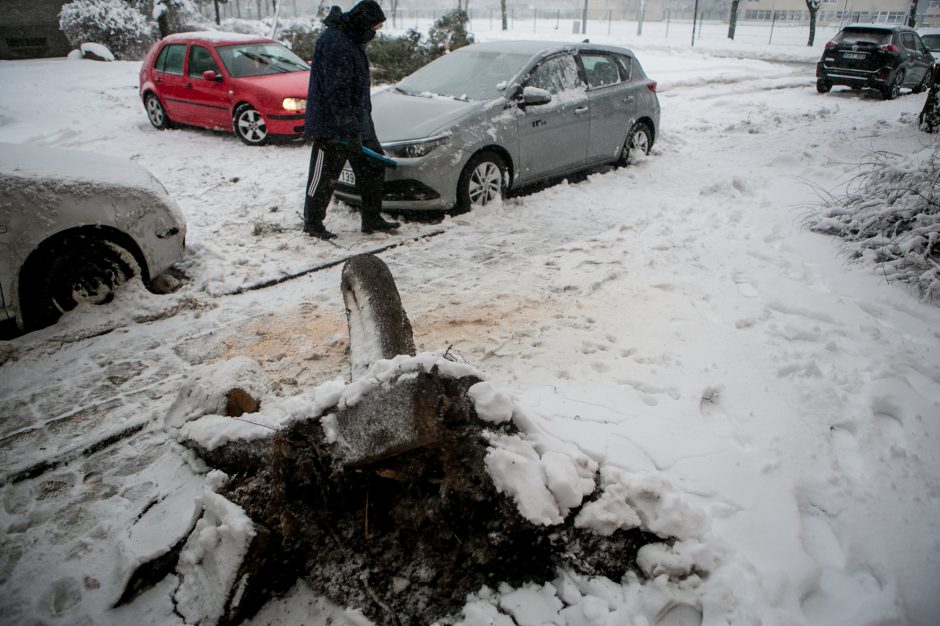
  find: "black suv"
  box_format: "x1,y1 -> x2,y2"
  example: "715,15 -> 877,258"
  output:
816,24 -> 933,99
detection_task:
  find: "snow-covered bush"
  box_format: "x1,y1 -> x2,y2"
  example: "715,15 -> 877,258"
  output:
427,9 -> 474,56
276,18 -> 322,63
59,0 -> 157,60
152,0 -> 208,37
806,144 -> 940,302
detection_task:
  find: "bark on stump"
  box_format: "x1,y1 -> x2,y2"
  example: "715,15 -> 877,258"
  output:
336,254 -> 434,466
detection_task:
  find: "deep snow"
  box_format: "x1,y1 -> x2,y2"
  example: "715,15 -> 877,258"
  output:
1,17 -> 939,626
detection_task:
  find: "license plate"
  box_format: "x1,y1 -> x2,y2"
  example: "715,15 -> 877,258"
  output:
340,165 -> 355,186
843,52 -> 866,60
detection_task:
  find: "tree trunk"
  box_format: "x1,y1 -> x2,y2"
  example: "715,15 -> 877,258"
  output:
213,0 -> 221,24
805,0 -> 820,46
728,0 -> 740,40
501,0 -> 507,30
908,0 -> 920,27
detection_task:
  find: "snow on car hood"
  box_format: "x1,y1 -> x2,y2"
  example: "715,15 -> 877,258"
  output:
0,142 -> 170,196
0,142 -> 186,254
371,89 -> 485,142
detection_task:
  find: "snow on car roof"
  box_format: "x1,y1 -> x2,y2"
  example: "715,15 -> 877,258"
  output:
0,142 -> 164,193
164,31 -> 270,43
457,40 -> 635,58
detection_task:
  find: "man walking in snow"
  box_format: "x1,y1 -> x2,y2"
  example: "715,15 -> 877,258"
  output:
302,0 -> 399,239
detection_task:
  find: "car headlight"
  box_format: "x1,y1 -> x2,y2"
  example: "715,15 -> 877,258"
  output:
383,136 -> 448,159
282,98 -> 306,111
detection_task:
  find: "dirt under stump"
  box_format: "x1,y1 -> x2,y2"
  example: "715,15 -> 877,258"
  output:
218,371 -> 660,625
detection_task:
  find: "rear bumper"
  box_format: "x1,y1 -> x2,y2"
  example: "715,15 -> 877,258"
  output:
817,61 -> 893,88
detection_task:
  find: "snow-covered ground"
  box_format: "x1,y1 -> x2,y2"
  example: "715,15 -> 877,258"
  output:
1,18 -> 939,626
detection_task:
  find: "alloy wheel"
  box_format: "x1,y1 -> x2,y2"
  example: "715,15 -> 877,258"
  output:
467,161 -> 503,208
235,107 -> 268,144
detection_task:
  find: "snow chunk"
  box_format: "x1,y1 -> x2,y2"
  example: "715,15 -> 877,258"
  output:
576,468 -> 707,540
637,542 -> 697,579
498,582 -> 563,626
542,450 -> 595,511
468,381 -> 514,423
339,351 -> 482,409
164,356 -> 270,430
175,489 -> 256,625
177,376 -> 346,451
574,481 -> 642,536
484,433 -> 563,526
80,42 -> 114,61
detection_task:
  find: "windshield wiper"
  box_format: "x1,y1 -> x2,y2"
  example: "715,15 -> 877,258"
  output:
259,52 -> 307,71
240,51 -> 289,73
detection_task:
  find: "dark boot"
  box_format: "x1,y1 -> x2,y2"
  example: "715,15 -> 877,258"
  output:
361,216 -> 400,234
304,224 -> 338,240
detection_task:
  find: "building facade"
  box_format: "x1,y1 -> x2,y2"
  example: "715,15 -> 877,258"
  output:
0,0 -> 71,59
741,0 -> 934,27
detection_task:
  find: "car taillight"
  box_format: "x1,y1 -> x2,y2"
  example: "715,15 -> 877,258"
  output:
879,44 -> 899,53
647,81 -> 657,92
825,40 -> 837,50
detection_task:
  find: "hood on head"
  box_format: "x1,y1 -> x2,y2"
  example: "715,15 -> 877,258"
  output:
325,1 -> 385,44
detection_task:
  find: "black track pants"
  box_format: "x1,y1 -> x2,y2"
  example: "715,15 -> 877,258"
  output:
303,137 -> 385,229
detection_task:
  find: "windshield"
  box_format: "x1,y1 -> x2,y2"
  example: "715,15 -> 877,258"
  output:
922,34 -> 940,52
396,49 -> 532,101
836,29 -> 893,46
216,42 -> 309,77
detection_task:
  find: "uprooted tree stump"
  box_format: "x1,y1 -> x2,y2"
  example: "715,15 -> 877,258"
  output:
124,254 -> 665,625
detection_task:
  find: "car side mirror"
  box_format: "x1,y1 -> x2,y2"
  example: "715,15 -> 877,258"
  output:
202,70 -> 222,82
519,86 -> 552,107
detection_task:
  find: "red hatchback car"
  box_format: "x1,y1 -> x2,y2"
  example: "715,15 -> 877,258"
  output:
139,32 -> 310,145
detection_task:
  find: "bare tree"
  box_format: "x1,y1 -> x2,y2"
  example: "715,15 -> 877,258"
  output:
805,0 -> 821,46
501,0 -> 507,30
727,0 -> 740,39
908,0 -> 920,27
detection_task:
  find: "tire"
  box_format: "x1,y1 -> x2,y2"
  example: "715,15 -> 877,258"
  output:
912,72 -> 931,94
20,235 -> 135,332
618,121 -> 653,167
817,79 -> 832,94
882,71 -> 903,100
144,93 -> 172,129
233,104 -> 269,145
455,151 -> 506,213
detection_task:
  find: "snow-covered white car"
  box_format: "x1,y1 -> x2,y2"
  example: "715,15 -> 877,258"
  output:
0,143 -> 187,333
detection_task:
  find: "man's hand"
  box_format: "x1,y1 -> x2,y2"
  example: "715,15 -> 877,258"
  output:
347,135 -> 363,154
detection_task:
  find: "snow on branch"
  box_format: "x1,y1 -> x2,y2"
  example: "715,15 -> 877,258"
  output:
805,143 -> 940,303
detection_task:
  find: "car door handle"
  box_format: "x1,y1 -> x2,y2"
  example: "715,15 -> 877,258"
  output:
184,83 -> 193,89
623,95 -> 635,103
574,106 -> 589,115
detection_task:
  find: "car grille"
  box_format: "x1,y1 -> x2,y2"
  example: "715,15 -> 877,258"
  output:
336,179 -> 441,202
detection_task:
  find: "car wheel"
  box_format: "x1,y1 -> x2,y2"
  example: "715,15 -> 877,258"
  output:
882,71 -> 904,100
455,151 -> 506,213
618,121 -> 653,166
233,104 -> 269,145
20,235 -> 136,332
817,79 -> 832,94
144,93 -> 172,129
912,72 -> 931,94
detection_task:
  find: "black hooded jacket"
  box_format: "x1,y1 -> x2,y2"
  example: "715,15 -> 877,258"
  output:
303,1 -> 386,141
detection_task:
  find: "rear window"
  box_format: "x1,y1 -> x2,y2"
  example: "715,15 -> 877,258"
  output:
155,43 -> 186,75
835,28 -> 893,46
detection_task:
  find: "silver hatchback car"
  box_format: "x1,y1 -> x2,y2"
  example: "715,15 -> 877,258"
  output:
335,40 -> 660,212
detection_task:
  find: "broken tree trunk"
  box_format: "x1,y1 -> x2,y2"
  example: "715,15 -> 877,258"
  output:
341,253 -> 416,380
